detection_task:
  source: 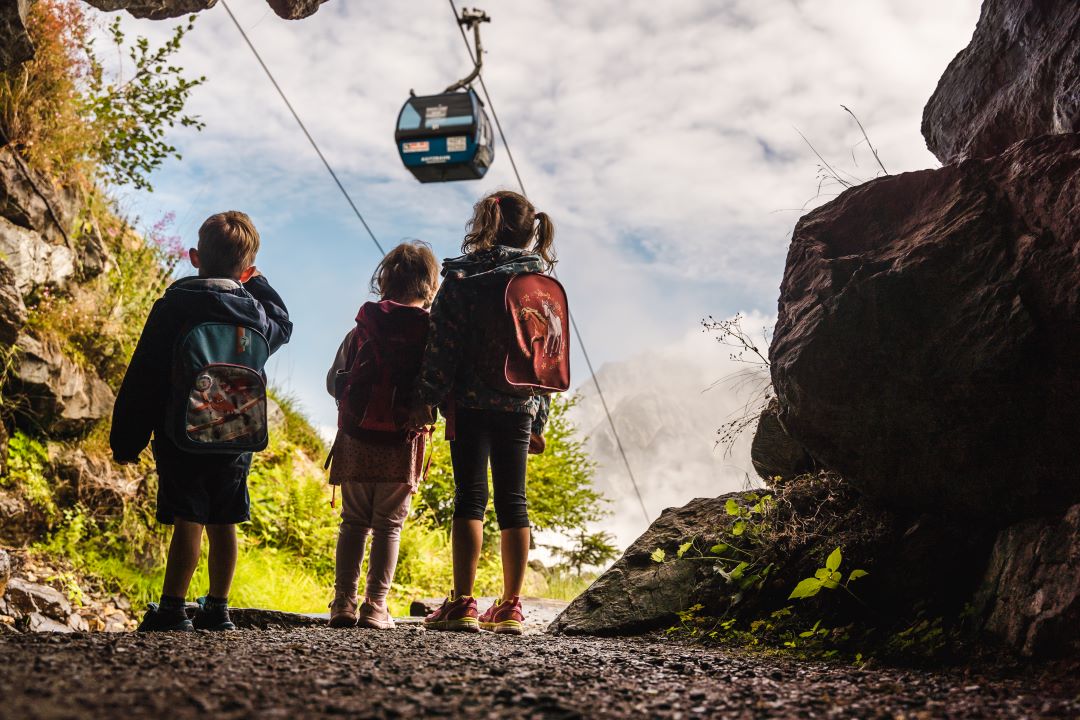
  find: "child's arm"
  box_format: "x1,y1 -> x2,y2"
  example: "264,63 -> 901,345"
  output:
414,278 -> 465,408
243,273 -> 293,354
109,301 -> 172,464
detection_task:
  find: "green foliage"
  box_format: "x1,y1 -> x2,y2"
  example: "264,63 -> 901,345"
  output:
0,0 -> 204,188
787,546 -> 867,601
267,391 -> 327,460
3,432 -> 57,521
84,16 -> 206,191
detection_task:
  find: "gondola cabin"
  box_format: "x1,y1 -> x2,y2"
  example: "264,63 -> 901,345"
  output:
395,89 -> 495,183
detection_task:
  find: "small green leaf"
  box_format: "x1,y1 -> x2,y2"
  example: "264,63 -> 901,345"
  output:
732,520 -> 746,536
788,578 -> 822,600
709,543 -> 728,555
814,568 -> 830,580
848,569 -> 869,582
730,561 -> 749,580
650,548 -> 666,563
677,541 -> 693,559
725,498 -> 740,516
825,547 -> 843,572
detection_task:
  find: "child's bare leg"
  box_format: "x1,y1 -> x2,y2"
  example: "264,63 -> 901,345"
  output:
499,526 -> 530,601
206,523 -> 238,599
452,518 -> 484,597
162,518 -> 203,599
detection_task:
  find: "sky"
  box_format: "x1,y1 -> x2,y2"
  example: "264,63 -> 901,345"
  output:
96,0 -> 981,546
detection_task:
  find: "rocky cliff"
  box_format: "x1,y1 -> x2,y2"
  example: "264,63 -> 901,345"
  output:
557,0 -> 1080,659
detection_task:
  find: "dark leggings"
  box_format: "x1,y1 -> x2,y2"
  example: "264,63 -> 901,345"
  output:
450,407 -> 531,529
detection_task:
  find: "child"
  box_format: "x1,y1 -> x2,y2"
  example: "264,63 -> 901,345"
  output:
325,241 -> 439,629
412,190 -> 560,635
111,211 -> 292,632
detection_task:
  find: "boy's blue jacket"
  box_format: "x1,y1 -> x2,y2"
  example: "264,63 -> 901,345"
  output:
109,275 -> 292,464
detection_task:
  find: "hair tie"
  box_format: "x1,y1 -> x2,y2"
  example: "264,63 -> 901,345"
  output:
492,197 -> 500,206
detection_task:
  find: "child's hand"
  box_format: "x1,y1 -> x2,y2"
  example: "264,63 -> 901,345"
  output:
528,433 -> 546,455
408,404 -> 435,429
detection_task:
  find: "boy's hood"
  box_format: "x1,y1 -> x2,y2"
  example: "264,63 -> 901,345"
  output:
163,276 -> 268,329
441,246 -> 546,280
355,299 -> 429,335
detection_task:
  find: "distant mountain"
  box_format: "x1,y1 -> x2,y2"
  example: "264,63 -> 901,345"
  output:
569,324 -> 771,549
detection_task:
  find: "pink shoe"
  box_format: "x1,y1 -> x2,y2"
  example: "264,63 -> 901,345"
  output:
424,593 -> 479,633
356,601 -> 394,630
328,595 -> 358,628
479,596 -> 524,635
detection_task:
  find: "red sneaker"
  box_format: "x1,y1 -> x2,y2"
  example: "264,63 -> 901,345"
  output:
479,596 -> 524,635
424,593 -> 479,633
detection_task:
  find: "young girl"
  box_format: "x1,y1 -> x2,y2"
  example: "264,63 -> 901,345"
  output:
326,241 -> 439,629
412,190 -> 557,635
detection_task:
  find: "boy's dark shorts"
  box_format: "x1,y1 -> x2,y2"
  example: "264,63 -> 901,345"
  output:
151,437 -> 253,525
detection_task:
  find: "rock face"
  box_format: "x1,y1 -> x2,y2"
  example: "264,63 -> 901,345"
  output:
10,333 -> 115,436
54,449 -> 140,517
81,0 -> 218,20
0,549 -> 10,599
0,258 -> 27,346
977,504 -> 1080,657
750,398 -> 813,484
0,0 -> 34,72
265,0 -> 329,20
0,217 -> 76,294
770,133 -> 1080,523
81,0 -> 330,20
923,0 -> 1080,164
551,495 -> 737,635
3,577 -> 72,622
0,149 -> 80,248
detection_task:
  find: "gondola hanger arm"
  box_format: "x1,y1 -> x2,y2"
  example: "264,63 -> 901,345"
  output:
444,7 -> 490,93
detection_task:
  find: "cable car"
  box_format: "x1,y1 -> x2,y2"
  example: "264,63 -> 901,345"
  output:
395,8 -> 495,183
395,88 -> 494,183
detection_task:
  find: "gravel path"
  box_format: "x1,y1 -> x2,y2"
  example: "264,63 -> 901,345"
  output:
1,627 -> 1077,719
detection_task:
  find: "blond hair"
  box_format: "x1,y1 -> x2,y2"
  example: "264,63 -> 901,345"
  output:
197,211 -> 260,278
370,240 -> 440,306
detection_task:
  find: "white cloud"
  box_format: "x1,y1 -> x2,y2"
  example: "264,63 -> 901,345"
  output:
91,1 -> 980,547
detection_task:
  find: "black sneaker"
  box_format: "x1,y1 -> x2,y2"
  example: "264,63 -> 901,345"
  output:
137,603 -> 194,632
194,596 -> 236,631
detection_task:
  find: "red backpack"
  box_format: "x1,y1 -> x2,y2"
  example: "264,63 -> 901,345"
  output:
336,301 -> 429,438
486,273 -> 571,397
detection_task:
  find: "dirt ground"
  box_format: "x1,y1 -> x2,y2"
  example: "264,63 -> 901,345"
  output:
1,625 -> 1078,719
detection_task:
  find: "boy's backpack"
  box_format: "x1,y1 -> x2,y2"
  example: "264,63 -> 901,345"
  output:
337,303 -> 429,438
483,272 -> 571,398
164,323 -> 271,454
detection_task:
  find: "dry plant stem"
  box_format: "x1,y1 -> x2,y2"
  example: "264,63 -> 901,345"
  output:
840,105 -> 888,176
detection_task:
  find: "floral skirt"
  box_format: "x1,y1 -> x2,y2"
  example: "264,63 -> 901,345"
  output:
328,431 -> 426,488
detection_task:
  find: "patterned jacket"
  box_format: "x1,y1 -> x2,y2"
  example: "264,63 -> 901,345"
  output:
415,246 -> 551,434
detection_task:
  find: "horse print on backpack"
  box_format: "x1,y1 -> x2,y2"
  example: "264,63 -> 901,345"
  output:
499,273 -> 570,396
166,323 -> 270,454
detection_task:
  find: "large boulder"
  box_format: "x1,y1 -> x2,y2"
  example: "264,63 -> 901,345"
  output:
0,0 -> 34,72
3,577 -> 72,622
770,133 -> 1080,523
81,0 -> 218,19
922,0 -> 1080,164
9,333 -> 115,437
0,217 -> 76,295
977,504 -> 1080,657
750,398 -> 814,484
265,0 -> 329,19
551,495 -> 741,635
82,0 -> 330,20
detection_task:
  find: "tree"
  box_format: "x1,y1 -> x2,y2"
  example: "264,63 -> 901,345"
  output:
545,530 -> 620,574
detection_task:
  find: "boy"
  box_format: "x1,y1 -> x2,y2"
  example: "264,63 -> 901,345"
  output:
110,211 -> 292,632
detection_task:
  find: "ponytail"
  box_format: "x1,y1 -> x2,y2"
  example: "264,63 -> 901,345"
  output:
462,191 -> 557,270
533,211 -> 556,269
